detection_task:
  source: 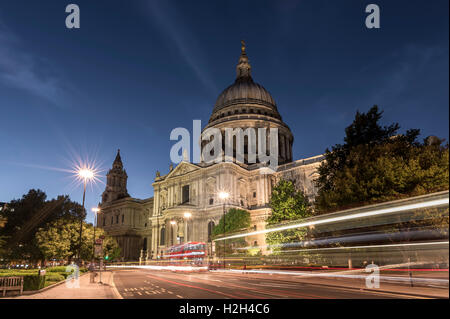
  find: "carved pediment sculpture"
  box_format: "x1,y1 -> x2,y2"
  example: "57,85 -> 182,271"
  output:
167,162 -> 199,179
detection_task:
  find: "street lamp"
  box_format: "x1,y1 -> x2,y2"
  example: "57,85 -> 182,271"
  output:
184,212 -> 192,243
218,191 -> 229,270
77,167 -> 94,265
91,207 -> 100,261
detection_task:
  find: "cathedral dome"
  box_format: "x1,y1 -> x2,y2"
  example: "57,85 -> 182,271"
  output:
208,41 -> 282,124
203,41 -> 294,165
213,77 -> 277,113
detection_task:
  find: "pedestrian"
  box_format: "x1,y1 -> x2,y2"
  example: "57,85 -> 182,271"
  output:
89,263 -> 96,283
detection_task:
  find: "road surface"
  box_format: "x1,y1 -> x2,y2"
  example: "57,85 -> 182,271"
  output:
111,269 -> 427,299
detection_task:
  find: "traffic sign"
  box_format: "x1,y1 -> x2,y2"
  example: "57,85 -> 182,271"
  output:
94,244 -> 103,257
95,238 -> 103,245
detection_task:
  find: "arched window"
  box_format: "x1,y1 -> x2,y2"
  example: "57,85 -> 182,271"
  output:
207,221 -> 215,242
143,238 -> 147,251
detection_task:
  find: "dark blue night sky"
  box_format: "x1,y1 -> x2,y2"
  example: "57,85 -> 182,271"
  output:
0,0 -> 448,223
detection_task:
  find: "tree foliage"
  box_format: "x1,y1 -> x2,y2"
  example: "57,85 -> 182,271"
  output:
212,208 -> 251,256
35,219 -> 120,262
315,105 -> 449,212
0,235 -> 6,255
0,189 -> 85,261
266,179 -> 312,252
212,208 -> 251,237
267,179 -> 311,225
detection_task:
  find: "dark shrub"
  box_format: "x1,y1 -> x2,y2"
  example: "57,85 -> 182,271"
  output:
45,273 -> 65,282
0,272 -> 45,291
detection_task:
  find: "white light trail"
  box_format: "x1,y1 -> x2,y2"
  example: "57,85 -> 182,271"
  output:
275,241 -> 449,253
215,269 -> 449,286
107,265 -> 208,272
214,198 -> 449,241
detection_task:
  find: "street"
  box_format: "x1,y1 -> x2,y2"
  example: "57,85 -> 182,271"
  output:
111,269 -> 435,299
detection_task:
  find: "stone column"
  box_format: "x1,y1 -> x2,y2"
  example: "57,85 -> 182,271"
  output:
286,138 -> 290,161
287,137 -> 291,161
152,224 -> 158,259
280,134 -> 285,161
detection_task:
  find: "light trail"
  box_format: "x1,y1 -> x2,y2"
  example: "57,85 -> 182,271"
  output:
237,240 -> 449,253
213,269 -> 449,286
107,265 -> 208,272
214,198 -> 449,241
283,240 -> 449,253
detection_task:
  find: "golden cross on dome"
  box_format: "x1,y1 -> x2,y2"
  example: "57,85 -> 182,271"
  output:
241,40 -> 246,53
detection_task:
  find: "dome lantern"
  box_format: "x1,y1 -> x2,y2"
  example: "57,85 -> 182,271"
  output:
236,40 -> 251,80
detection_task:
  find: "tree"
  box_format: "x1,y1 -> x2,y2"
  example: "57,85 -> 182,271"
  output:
0,190 -> 85,262
266,179 -> 312,253
35,219 -> 120,263
315,105 -> 449,212
212,208 -> 251,236
267,179 -> 311,224
212,208 -> 251,255
0,235 -> 6,256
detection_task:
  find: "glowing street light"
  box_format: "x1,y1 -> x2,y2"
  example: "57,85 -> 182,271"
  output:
78,169 -> 94,180
76,167 -> 95,265
219,191 -> 229,200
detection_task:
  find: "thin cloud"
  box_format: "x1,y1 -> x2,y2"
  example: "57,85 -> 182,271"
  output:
142,1 -> 219,94
364,44 -> 448,106
0,19 -> 66,105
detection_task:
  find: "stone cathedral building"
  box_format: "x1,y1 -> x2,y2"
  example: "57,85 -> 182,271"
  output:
99,43 -> 324,261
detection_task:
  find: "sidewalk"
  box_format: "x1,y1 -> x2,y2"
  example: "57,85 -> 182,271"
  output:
10,271 -> 121,299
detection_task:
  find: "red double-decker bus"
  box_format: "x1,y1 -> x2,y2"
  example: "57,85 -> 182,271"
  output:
163,242 -> 207,266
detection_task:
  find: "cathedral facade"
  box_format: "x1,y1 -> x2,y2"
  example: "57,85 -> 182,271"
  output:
99,44 -> 324,261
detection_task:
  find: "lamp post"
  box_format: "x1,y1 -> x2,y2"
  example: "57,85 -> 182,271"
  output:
218,191 -> 229,270
91,207 -> 100,262
77,168 -> 94,266
184,212 -> 192,243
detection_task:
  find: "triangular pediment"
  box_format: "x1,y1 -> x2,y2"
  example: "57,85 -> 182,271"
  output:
165,161 -> 200,179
